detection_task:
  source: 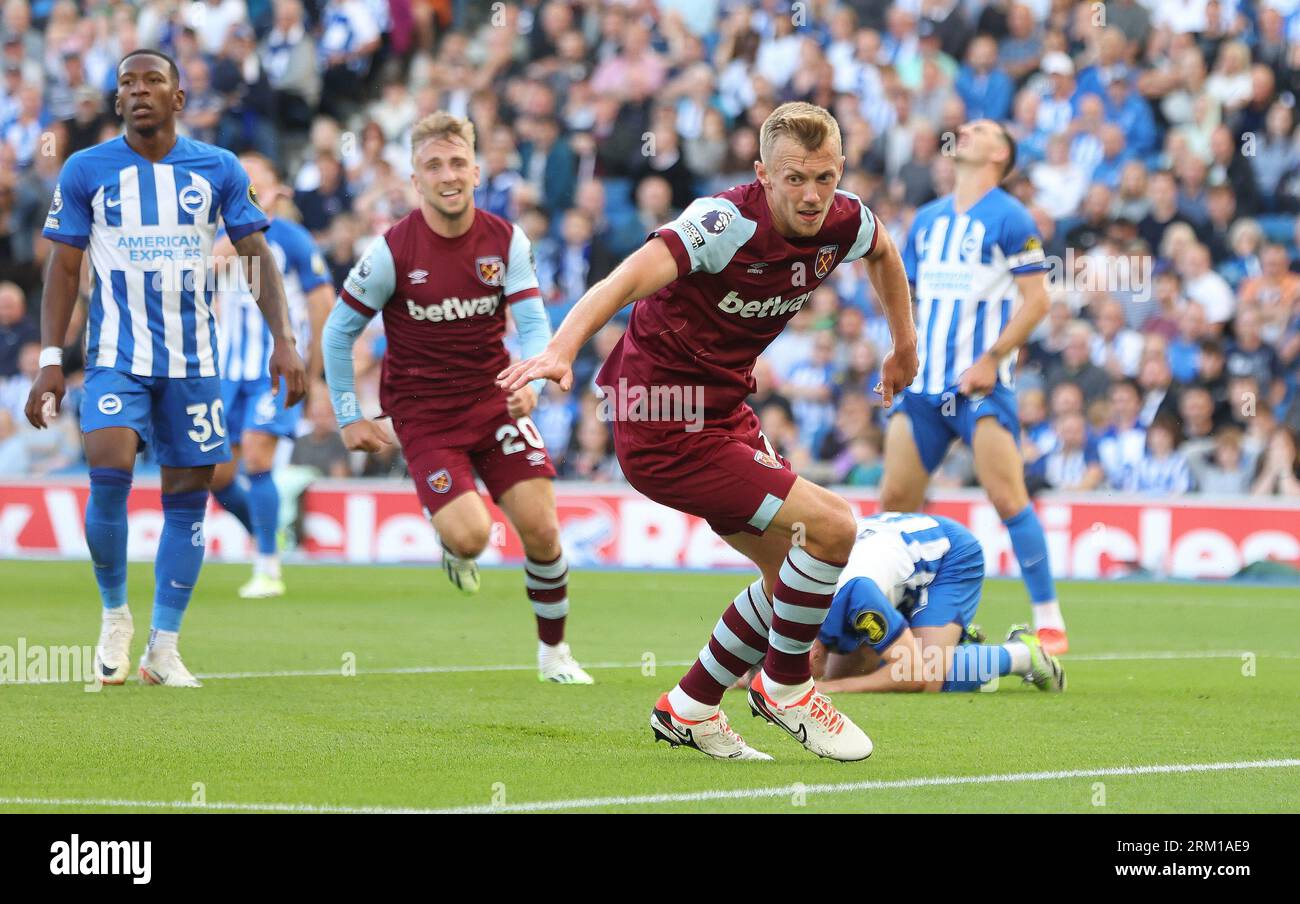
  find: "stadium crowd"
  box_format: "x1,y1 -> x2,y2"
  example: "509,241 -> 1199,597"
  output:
1,0 -> 1299,498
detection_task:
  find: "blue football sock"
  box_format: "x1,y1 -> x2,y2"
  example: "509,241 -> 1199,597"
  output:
942,644 -> 1013,692
1004,505 -> 1057,605
244,470 -> 280,557
86,468 -> 132,610
152,490 -> 210,633
212,476 -> 253,535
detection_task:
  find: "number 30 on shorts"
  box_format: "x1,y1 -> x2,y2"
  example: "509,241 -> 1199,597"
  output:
186,399 -> 228,444
496,416 -> 544,455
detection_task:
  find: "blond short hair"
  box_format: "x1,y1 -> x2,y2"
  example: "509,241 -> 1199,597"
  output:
759,102 -> 842,163
409,111 -> 476,163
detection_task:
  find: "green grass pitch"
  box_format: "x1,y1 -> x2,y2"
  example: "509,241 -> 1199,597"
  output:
1,560 -> 1297,813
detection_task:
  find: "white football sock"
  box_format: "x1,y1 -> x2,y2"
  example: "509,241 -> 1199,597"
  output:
102,606 -> 132,624
1032,600 -> 1064,631
1004,641 -> 1032,675
255,554 -> 281,580
147,628 -> 178,653
760,673 -> 814,705
667,685 -> 718,722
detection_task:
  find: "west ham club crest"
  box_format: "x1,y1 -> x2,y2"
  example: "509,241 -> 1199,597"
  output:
815,244 -> 839,279
427,469 -> 452,494
476,256 -> 504,287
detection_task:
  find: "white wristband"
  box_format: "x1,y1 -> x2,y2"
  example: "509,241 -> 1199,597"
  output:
39,347 -> 63,369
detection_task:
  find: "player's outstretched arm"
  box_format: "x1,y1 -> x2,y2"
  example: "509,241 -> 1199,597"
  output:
958,271 -> 1050,396
861,227 -> 919,408
24,242 -> 83,428
496,237 -> 679,392
234,230 -> 308,407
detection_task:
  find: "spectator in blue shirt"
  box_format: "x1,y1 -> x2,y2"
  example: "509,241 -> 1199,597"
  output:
1129,417 -> 1193,494
785,331 -> 839,447
999,4 -> 1045,86
1103,70 -> 1157,157
1035,411 -> 1105,490
1091,123 -> 1133,190
1075,27 -> 1129,100
956,35 -> 1015,122
1169,302 -> 1209,385
518,116 -> 578,215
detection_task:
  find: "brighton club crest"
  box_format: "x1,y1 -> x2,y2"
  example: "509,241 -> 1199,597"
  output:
427,469 -> 452,494
815,244 -> 839,279
476,256 -> 504,287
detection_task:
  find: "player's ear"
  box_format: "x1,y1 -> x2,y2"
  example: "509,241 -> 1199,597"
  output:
754,159 -> 767,187
472,160 -> 481,189
173,86 -> 185,112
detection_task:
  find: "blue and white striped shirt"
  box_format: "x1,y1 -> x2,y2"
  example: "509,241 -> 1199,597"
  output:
217,218 -> 330,382
1127,452 -> 1192,495
903,188 -> 1049,395
835,512 -> 954,608
42,135 -> 269,378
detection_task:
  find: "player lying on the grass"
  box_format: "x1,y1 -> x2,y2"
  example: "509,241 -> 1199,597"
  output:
808,512 -> 1064,694
878,118 -> 1068,655
322,111 -> 592,684
209,152 -> 334,600
25,49 -> 306,688
501,102 -> 918,761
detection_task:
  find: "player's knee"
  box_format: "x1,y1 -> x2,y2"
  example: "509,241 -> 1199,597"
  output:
806,497 -> 856,562
441,521 -> 491,559
518,518 -> 561,560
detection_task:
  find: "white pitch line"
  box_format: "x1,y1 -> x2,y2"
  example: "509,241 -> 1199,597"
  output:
429,758 -> 1300,814
0,796 -> 439,815
1068,650 -> 1300,662
193,660 -> 697,680
2,758 -> 1296,815
194,651 -> 1292,679
196,650 -> 1298,678
8,651 -> 1296,685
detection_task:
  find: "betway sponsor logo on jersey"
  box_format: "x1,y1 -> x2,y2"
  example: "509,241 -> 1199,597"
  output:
716,290 -> 812,318
406,294 -> 500,322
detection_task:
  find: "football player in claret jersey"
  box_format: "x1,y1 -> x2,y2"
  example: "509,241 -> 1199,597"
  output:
209,152 -> 334,600
878,120 -> 1068,655
25,50 -> 306,687
501,102 -> 919,761
322,112 -> 593,685
809,512 -> 1065,694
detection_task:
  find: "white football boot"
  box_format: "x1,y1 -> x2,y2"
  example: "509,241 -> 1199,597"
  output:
650,693 -> 773,761
238,574 -> 286,599
538,642 -> 594,684
93,606 -> 134,685
138,641 -> 202,688
748,671 -> 873,762
441,545 -> 480,595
